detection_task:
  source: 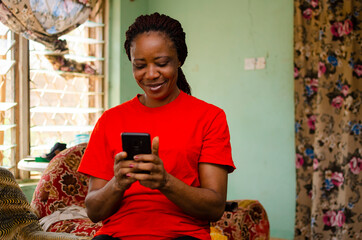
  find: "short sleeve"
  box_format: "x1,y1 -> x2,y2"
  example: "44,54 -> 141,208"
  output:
199,110 -> 235,173
78,111 -> 115,180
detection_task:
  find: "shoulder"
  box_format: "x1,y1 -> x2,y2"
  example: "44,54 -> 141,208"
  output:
103,96 -> 138,116
182,93 -> 225,116
92,97 -> 139,127
110,97 -> 137,111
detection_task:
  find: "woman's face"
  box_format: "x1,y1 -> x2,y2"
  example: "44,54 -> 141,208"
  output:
130,31 -> 181,108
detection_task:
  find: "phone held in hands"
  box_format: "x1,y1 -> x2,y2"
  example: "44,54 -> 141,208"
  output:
121,132 -> 151,160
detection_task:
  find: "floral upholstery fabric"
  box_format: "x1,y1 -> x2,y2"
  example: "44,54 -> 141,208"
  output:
211,200 -> 270,240
210,226 -> 228,240
47,218 -> 100,237
31,143 -> 269,238
31,143 -> 102,236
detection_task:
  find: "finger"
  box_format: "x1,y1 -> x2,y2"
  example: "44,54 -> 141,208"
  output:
117,166 -> 139,179
131,172 -> 154,181
133,162 -> 154,173
114,161 -> 133,176
115,159 -> 137,178
152,136 -> 159,156
133,154 -> 156,162
115,152 -> 127,164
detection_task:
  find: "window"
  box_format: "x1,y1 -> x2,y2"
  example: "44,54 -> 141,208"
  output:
0,22 -> 17,169
0,1 -> 107,178
28,2 -> 107,157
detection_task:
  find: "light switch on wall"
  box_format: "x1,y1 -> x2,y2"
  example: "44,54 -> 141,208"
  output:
244,58 -> 256,70
256,57 -> 266,69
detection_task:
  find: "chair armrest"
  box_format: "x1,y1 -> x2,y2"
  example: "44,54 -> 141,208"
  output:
210,199 -> 270,240
20,223 -> 92,240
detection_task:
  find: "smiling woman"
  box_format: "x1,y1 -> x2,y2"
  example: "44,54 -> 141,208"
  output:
78,12 -> 236,240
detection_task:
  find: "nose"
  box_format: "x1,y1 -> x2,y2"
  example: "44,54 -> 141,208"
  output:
145,65 -> 160,80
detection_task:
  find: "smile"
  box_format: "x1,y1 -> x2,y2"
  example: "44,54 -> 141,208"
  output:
144,81 -> 167,91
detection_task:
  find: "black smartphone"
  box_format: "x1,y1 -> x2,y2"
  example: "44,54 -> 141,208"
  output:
121,132 -> 151,160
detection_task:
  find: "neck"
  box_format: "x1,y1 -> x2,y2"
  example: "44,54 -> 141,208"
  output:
140,88 -> 180,108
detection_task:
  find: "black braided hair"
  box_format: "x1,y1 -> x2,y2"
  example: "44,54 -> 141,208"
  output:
124,12 -> 191,95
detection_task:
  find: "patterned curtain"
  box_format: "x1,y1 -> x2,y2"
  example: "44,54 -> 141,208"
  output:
0,0 -> 95,51
0,0 -> 97,74
294,0 -> 361,239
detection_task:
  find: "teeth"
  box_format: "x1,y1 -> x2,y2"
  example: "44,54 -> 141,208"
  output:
148,82 -> 164,91
150,85 -> 162,91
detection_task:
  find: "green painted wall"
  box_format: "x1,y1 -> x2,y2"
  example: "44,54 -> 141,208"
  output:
108,0 -> 121,108
109,0 -> 295,239
108,0 -> 148,107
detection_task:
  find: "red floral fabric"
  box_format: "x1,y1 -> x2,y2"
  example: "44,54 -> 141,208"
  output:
211,200 -> 270,240
31,143 -> 269,238
47,218 -> 100,237
31,143 -> 102,236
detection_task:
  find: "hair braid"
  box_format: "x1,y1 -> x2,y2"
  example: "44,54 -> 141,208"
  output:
124,12 -> 191,95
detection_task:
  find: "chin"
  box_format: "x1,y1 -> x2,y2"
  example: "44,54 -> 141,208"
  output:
147,91 -> 168,100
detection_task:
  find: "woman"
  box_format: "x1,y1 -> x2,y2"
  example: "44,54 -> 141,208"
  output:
78,13 -> 235,240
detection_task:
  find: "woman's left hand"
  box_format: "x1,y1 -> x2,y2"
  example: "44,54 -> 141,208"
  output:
128,136 -> 228,221
128,136 -> 169,189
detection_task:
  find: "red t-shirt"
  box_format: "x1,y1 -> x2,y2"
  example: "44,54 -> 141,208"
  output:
78,91 -> 235,239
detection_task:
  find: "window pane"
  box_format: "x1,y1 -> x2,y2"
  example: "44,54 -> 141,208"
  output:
29,13 -> 105,157
0,22 -> 16,168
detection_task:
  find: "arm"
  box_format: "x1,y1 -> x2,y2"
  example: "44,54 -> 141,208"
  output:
85,152 -> 136,223
161,162 -> 228,221
127,137 -> 228,221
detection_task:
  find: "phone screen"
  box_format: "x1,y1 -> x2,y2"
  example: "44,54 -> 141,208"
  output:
121,132 -> 151,160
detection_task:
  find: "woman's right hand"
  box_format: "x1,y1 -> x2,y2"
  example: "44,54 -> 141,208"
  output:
86,152 -> 140,223
113,152 -> 137,191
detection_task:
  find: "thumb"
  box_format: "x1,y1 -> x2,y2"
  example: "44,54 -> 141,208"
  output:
152,136 -> 159,156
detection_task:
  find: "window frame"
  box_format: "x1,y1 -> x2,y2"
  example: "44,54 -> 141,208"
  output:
7,0 -> 109,179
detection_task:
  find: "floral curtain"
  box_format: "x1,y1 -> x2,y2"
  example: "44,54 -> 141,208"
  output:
294,0 -> 361,239
0,0 -> 97,74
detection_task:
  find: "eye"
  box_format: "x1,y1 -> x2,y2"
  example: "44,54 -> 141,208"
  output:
156,62 -> 168,67
133,64 -> 145,69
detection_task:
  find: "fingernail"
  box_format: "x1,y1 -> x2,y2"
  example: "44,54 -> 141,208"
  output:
126,173 -> 131,177
134,156 -> 139,160
129,164 -> 134,168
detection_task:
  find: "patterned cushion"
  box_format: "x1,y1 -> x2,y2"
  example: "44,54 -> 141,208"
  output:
211,200 -> 270,240
210,226 -> 228,240
47,218 -> 101,237
31,143 -> 102,237
0,167 -> 91,240
0,167 -> 40,239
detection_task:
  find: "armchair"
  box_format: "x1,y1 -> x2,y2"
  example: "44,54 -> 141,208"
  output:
31,143 -> 270,239
31,143 -> 101,236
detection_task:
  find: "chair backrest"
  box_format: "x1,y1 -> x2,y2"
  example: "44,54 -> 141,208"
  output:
31,143 -> 89,218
